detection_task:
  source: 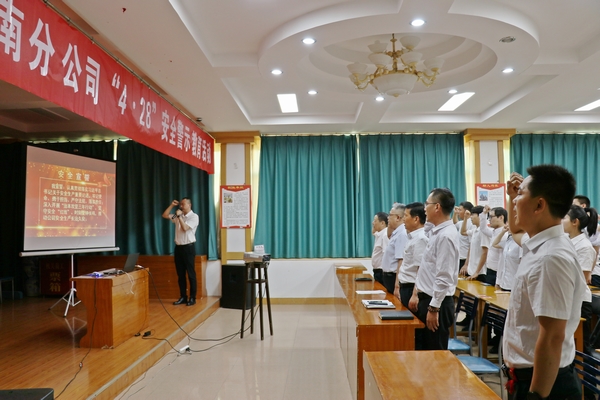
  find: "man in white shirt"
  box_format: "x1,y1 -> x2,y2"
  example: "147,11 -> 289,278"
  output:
453,201 -> 473,271
503,165 -> 585,399
397,202 -> 428,308
162,197 -> 199,306
381,203 -> 408,294
479,205 -> 508,286
371,212 -> 389,286
459,206 -> 489,281
409,188 -> 459,350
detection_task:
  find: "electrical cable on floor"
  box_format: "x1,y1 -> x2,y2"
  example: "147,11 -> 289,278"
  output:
55,279 -> 98,399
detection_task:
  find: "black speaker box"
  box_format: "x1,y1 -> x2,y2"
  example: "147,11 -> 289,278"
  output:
220,264 -> 256,310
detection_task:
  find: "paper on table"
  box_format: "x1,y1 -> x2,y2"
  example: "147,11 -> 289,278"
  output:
494,290 -> 511,294
356,290 -> 386,295
336,266 -> 352,269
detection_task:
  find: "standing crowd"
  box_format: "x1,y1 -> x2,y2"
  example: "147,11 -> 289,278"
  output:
370,164 -> 597,400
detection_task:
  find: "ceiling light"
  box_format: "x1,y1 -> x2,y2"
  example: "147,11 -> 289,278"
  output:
308,90 -> 317,95
375,96 -> 384,102
271,69 -> 283,75
438,92 -> 475,111
448,89 -> 458,94
347,34 -> 444,97
411,19 -> 425,27
302,38 -> 316,45
277,94 -> 298,113
499,36 -> 516,43
575,99 -> 600,112
502,68 -> 514,74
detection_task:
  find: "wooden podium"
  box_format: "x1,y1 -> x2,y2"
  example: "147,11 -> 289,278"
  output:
72,269 -> 149,348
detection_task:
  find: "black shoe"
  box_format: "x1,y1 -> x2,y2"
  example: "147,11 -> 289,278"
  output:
173,297 -> 187,305
186,298 -> 196,306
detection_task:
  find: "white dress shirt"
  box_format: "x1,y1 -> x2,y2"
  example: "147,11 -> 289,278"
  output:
571,233 -> 595,302
503,225 -> 586,369
399,227 -> 429,284
415,219 -> 459,308
479,212 -> 507,272
467,227 -> 489,276
371,228 -> 390,270
496,234 -> 521,290
381,224 -> 408,273
172,210 -> 199,245
455,219 -> 472,259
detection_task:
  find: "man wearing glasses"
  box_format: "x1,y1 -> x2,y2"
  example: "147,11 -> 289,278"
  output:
380,203 -> 408,294
409,188 -> 459,350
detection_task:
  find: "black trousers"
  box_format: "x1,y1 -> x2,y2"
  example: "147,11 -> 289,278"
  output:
484,269 -> 497,286
506,364 -> 581,400
174,243 -> 197,299
382,272 -> 396,294
373,269 -> 383,286
399,283 -> 414,309
414,293 -> 454,350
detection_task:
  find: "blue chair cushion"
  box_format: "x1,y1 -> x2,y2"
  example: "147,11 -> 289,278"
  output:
456,355 -> 501,374
448,339 -> 470,352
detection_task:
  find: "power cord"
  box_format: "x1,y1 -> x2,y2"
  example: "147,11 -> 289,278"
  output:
55,278 -> 98,399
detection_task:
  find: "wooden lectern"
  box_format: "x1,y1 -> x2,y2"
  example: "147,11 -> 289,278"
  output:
72,269 -> 149,348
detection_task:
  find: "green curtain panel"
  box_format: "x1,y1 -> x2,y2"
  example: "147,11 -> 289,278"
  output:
254,135 -> 358,258
511,134 -> 600,207
116,141 -> 211,256
356,134 -> 466,256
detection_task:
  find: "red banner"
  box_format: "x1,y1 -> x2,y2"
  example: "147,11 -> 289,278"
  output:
0,0 -> 214,174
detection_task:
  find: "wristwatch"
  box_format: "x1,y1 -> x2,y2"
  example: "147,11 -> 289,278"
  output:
526,391 -> 546,400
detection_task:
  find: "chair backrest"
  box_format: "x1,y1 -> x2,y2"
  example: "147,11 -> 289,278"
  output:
478,302 -> 507,358
452,291 -> 479,351
573,350 -> 600,395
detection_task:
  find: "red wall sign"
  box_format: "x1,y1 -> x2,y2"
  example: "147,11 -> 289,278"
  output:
0,0 -> 214,174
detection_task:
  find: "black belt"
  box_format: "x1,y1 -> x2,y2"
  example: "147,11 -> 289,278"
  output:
383,271 -> 396,276
502,364 -> 571,381
399,282 -> 415,288
176,242 -> 195,247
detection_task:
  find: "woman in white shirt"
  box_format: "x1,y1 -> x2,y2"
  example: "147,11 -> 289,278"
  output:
562,204 -> 598,355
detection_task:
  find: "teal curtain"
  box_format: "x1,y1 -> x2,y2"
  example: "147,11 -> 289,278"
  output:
355,134 -> 466,256
116,141 -> 210,256
511,134 -> 600,206
207,174 -> 218,260
254,136 -> 357,258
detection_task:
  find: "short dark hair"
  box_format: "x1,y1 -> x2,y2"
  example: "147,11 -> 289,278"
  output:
574,195 -> 591,207
459,201 -> 474,212
406,202 -> 426,225
527,164 -> 576,219
471,205 -> 484,215
429,188 -> 455,215
182,197 -> 192,206
491,207 -> 508,223
375,212 -> 388,226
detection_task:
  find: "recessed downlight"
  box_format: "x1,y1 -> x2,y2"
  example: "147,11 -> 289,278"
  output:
502,68 -> 514,74
271,69 -> 283,75
448,89 -> 458,94
302,38 -> 316,45
411,19 -> 425,27
375,96 -> 384,102
308,90 -> 317,95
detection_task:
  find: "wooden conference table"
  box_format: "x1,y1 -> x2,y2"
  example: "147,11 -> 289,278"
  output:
363,350 -> 500,400
334,265 -> 424,400
72,268 -> 149,348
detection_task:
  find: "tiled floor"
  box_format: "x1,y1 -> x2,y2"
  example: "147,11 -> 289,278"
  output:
115,304 -> 353,400
116,304 -> 504,400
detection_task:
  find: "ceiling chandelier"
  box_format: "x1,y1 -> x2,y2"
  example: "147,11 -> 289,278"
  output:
347,34 -> 444,97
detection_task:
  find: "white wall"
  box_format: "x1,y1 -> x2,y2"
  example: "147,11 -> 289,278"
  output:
205,258 -> 373,298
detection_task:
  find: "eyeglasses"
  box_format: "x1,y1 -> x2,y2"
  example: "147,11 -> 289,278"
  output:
424,201 -> 439,207
389,213 -> 403,217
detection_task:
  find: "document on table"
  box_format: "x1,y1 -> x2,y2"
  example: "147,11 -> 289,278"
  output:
356,290 -> 386,295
